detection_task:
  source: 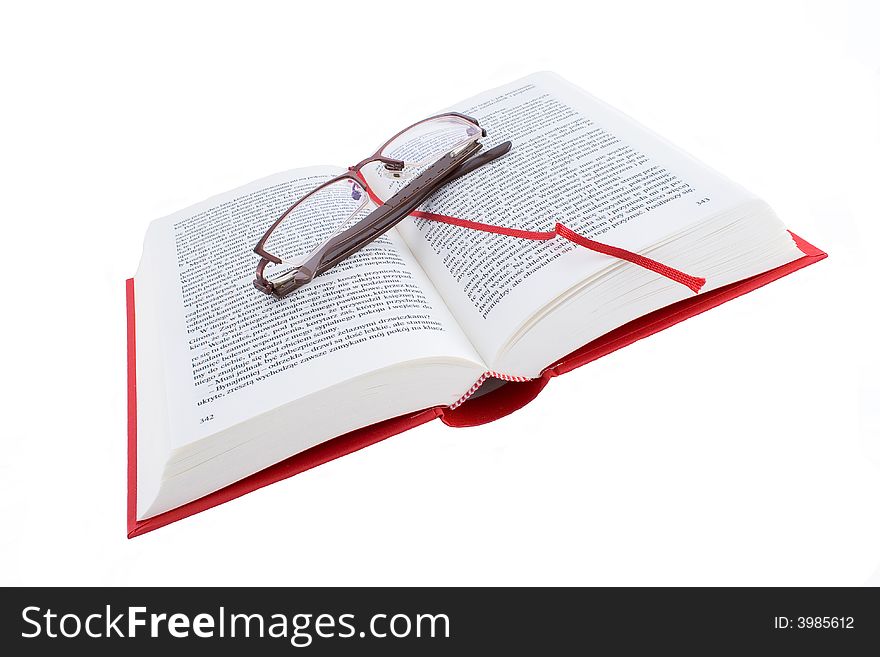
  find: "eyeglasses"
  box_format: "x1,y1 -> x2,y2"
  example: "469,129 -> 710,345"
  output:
253,113 -> 512,298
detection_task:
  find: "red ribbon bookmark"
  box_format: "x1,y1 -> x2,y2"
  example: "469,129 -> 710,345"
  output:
359,179 -> 706,294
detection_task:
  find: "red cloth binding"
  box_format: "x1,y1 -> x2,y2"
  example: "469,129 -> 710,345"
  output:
357,175 -> 706,294
126,232 -> 826,536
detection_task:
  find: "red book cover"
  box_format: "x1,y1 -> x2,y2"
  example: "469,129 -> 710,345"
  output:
127,232 -> 826,537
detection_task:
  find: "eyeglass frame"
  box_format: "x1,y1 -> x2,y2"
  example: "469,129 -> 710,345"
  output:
253,112 -> 511,298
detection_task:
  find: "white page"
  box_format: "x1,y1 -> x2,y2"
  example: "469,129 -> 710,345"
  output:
137,166 -> 484,452
395,72 -> 758,366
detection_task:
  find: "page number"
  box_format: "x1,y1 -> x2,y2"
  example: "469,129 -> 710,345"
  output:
695,197 -> 711,206
200,414 -> 214,424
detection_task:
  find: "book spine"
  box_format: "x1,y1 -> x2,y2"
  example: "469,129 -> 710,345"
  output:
449,371 -> 533,410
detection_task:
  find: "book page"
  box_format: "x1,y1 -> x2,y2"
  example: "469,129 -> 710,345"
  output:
394,72 -> 759,366
137,166 -> 484,450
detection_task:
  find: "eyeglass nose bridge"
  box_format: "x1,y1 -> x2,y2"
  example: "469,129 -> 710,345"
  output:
350,154 -> 405,174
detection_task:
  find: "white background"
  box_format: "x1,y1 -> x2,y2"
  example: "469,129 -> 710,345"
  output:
1,0 -> 878,586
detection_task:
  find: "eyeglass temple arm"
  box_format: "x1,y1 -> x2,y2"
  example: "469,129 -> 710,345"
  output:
271,140 -> 511,297
314,140 -> 512,274
445,140 -> 511,180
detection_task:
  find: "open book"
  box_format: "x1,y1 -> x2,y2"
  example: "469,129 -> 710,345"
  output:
129,72 -> 824,533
